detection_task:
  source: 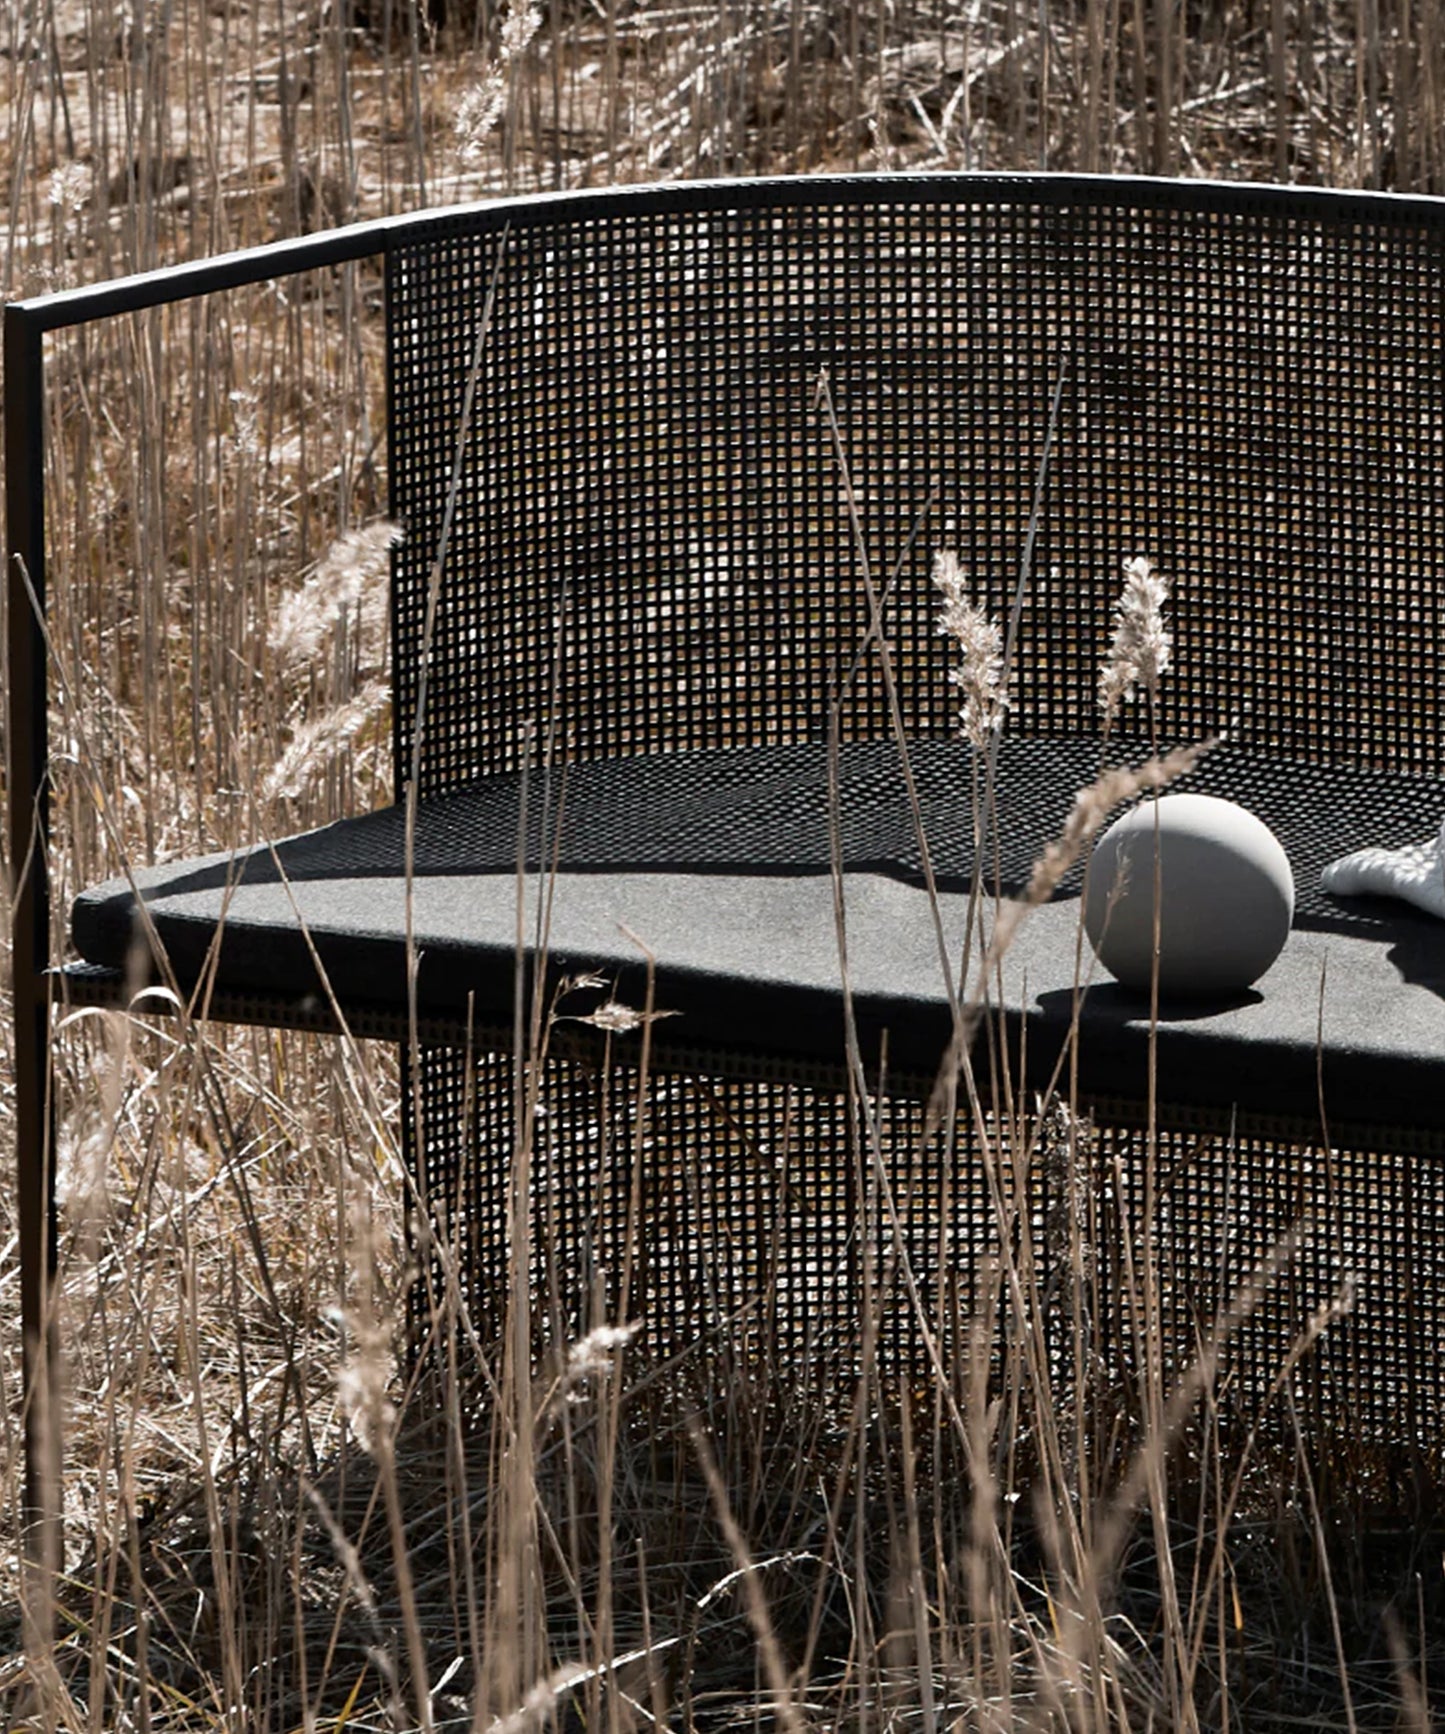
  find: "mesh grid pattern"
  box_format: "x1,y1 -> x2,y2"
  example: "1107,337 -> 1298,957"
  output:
384,177 -> 1445,1477
408,1045 -> 1444,1485
388,178 -> 1445,788
411,1047 -> 1019,1392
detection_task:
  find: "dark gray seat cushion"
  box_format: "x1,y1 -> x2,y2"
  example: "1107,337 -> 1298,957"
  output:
70,738 -> 1445,1138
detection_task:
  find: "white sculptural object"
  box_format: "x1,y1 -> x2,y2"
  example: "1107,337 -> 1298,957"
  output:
1320,818 -> 1445,920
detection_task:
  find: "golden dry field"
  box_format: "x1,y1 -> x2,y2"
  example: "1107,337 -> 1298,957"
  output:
2,2 -> 1445,1729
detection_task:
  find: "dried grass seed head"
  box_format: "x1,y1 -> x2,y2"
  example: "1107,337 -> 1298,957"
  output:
269,519 -> 401,677
933,549 -> 1007,749
562,996 -> 681,1034
970,737 -> 1213,1018
261,681 -> 388,805
454,0 -> 541,162
48,161 -> 93,213
1099,554 -> 1171,725
337,1311 -> 398,1458
564,1320 -> 640,1389
454,80 -> 508,161
500,1 -> 542,59
1021,740 -> 1208,910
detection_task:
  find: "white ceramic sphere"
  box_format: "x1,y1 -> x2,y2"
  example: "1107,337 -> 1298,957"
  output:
1084,794 -> 1295,996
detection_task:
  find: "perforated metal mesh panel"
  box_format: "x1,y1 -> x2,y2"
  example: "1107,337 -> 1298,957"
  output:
404,1042 -> 1444,1489
385,177 -> 1445,1483
389,177 -> 1445,784
408,1043 -> 1022,1390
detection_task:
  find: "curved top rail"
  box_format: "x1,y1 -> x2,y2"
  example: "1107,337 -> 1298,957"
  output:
4,214 -> 396,335
10,169 -> 1445,333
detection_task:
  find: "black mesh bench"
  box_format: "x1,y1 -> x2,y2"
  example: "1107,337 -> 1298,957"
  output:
10,175 -> 1445,1546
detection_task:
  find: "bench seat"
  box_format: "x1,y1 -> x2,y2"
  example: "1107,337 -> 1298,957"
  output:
70,737 -> 1445,1146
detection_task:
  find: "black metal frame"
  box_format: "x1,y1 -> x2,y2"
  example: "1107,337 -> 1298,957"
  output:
4,214 -> 400,1575
11,173 -> 1445,1574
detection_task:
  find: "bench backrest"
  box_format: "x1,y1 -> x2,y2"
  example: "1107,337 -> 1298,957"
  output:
386,176 -> 1445,798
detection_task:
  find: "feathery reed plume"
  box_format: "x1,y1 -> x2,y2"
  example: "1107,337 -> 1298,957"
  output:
1022,741 -> 1206,908
269,520 -> 401,677
1041,1097 -> 1096,1282
47,162 -> 91,214
563,1321 -> 639,1394
261,682 -> 387,804
933,548 -> 1008,748
969,740 -> 1213,1003
454,1 -> 543,163
579,1000 -> 646,1034
561,997 -> 681,1034
337,1308 -> 398,1460
1098,555 -> 1171,726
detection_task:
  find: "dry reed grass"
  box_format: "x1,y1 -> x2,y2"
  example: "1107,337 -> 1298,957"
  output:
3,1 -> 1445,1729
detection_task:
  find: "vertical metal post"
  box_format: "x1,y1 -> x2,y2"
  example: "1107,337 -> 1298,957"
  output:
0,219 -> 393,1651
4,302 -> 59,1629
